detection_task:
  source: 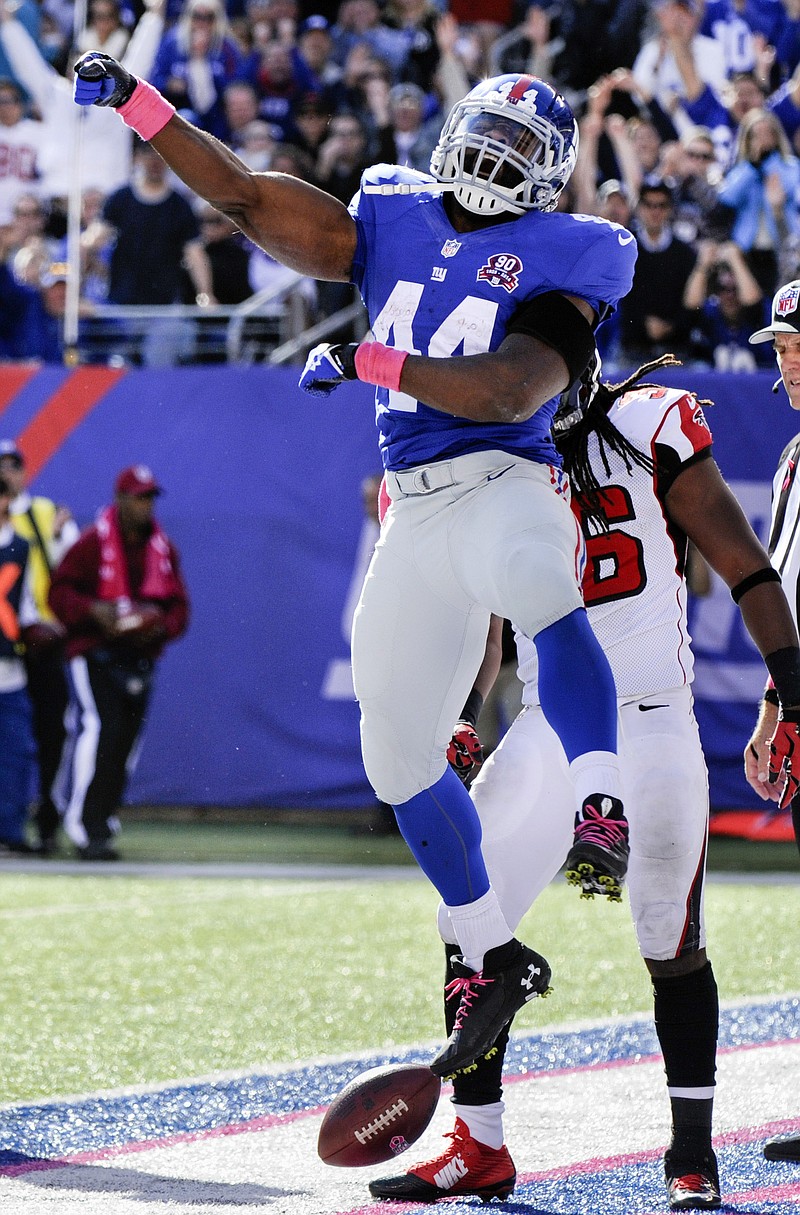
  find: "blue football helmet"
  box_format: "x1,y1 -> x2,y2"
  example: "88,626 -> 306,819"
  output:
430,74 -> 579,217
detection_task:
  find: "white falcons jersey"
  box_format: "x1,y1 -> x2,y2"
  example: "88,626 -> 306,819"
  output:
767,432 -> 800,632
518,384 -> 713,701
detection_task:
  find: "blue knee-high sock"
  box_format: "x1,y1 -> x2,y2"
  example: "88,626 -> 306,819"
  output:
535,607 -> 617,762
393,767 -> 490,906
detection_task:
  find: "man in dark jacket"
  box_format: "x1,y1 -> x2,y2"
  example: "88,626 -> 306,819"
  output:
49,465 -> 189,860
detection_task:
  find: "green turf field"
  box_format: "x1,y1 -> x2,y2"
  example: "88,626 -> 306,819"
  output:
2,874 -> 798,1106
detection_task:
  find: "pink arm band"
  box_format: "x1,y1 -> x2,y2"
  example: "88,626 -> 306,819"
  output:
354,341 -> 409,392
117,80 -> 176,142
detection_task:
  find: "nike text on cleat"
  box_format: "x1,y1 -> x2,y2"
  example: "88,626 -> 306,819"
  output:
368,1118 -> 515,1202
429,939 -> 551,1078
665,1149 -> 721,1210
564,793 -> 629,902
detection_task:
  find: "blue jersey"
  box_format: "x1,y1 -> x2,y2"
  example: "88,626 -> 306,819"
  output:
349,164 -> 637,471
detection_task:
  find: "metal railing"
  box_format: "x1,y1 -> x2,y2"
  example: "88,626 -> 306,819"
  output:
73,271 -> 368,367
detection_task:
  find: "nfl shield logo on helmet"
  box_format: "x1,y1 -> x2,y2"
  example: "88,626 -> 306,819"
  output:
777,286 -> 800,317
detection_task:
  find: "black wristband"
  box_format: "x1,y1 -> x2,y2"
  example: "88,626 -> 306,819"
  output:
730,566 -> 781,604
762,686 -> 780,707
764,647 -> 800,708
459,688 -> 484,728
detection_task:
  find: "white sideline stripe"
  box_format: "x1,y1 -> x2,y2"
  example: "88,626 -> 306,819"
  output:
0,859 -> 796,883
0,860 -> 427,880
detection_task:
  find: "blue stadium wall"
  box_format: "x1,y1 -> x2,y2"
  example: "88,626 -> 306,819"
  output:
1,363 -> 795,812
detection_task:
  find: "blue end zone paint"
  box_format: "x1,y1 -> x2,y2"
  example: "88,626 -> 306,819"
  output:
1,998 -> 798,1170
511,1147 -> 800,1215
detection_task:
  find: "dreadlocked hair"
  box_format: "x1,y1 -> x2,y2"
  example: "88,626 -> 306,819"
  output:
558,354 -> 696,529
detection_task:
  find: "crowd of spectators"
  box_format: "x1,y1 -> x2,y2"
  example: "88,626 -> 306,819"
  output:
2,0 -> 800,369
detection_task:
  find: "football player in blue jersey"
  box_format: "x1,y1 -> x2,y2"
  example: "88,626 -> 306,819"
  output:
73,60 -> 637,1075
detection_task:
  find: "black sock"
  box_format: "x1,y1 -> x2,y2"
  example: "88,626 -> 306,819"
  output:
652,961 -> 718,1159
442,943 -> 508,1106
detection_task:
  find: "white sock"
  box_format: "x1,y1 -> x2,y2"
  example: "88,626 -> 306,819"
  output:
453,1101 -> 505,1150
568,750 -> 623,810
447,887 -> 512,973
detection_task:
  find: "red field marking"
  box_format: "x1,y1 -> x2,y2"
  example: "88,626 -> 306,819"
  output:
0,365 -> 38,416
16,367 -> 125,479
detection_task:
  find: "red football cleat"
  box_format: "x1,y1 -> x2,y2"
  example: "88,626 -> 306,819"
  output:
665,1148 -> 721,1210
367,1117 -> 516,1202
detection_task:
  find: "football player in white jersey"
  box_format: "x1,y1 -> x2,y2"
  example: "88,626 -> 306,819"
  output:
369,354 -> 800,1210
747,279 -> 800,1166
72,61 -> 639,1074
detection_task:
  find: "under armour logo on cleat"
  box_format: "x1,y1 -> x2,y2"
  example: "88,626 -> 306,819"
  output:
521,964 -> 541,990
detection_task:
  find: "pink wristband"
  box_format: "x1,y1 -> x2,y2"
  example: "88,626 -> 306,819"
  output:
354,341 -> 408,392
118,79 -> 175,142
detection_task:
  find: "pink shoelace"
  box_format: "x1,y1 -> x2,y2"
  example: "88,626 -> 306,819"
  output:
574,802 -> 628,847
444,971 -> 494,1030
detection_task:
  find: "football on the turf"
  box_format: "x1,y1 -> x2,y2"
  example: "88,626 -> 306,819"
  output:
317,1064 -> 441,1167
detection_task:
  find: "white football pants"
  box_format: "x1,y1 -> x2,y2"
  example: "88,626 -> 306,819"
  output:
440,686 -> 710,962
351,451 -> 584,806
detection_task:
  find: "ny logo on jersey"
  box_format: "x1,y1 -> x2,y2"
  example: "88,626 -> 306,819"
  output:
431,266 -> 447,282
476,253 -> 523,293
441,239 -> 461,258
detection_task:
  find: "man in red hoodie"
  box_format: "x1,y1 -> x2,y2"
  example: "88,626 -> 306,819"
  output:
49,465 -> 189,861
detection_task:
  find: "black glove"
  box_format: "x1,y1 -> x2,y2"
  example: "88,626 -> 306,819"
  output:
73,51 -> 137,109
298,342 -> 360,396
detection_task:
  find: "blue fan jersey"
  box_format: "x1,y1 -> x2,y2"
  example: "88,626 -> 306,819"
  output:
349,164 -> 637,471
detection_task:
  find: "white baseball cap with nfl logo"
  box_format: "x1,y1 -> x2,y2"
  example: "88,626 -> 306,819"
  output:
750,280 -> 800,343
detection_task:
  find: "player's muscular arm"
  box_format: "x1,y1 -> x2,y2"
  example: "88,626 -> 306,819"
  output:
151,117 -> 357,281
399,294 -> 596,424
399,334 -> 567,423
665,457 -> 799,657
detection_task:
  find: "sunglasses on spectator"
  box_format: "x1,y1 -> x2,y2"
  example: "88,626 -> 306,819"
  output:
686,148 -> 714,161
191,10 -> 216,20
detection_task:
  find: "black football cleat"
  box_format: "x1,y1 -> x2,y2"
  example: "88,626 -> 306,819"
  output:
77,842 -> 120,862
665,1148 -> 721,1210
564,793 -> 629,902
429,939 -> 551,1079
368,1118 -> 516,1202
764,1132 -> 800,1162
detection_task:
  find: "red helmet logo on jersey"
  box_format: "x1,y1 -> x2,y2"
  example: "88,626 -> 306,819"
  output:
477,253 -> 523,293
